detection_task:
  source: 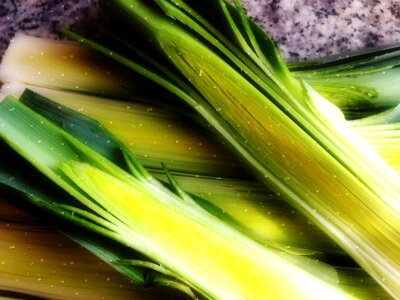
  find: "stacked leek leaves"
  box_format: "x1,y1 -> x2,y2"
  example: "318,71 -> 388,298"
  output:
0,34 -> 341,258
290,44 -> 400,117
2,34 -> 398,261
2,2 -> 400,298
0,91 -> 197,299
0,199 -> 182,300
0,33 -> 246,178
55,0 -> 400,298
0,89 -> 362,299
0,36 -> 392,300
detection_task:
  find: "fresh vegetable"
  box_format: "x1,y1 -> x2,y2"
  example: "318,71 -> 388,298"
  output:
2,35 -> 399,259
0,199 -> 171,300
0,34 -> 342,257
60,0 -> 400,298
290,44 -> 400,115
0,87 -> 391,299
2,0 -> 400,298
0,91 -> 360,299
4,34 -> 400,175
1,193 -> 389,299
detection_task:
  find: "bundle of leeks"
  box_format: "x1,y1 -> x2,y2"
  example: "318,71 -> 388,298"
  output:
0,39 -> 392,300
290,43 -> 400,118
2,0 -> 400,299
0,198 -> 179,300
2,88 -> 369,299
59,0 -> 400,298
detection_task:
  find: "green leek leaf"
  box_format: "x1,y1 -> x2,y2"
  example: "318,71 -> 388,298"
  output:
0,92 -> 357,299
64,1 -> 400,297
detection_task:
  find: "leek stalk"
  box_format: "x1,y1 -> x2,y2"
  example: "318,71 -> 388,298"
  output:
0,196 -> 389,299
0,35 -> 343,257
0,83 -> 364,258
290,44 -> 400,113
3,34 -> 400,175
0,199 -> 171,300
3,27 -> 398,298
2,34 -> 400,257
63,0 -> 400,297
0,94 -> 356,299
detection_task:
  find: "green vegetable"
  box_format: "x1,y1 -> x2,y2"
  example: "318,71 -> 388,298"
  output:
3,32 -> 400,298
61,0 -> 400,297
0,34 -> 343,256
0,199 -> 167,300
3,4 -> 400,298
0,92 -> 357,299
290,43 -> 400,113
4,34 -> 400,177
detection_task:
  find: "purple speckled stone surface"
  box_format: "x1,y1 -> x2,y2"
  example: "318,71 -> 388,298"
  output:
0,0 -> 101,60
1,0 -> 400,61
243,0 -> 400,61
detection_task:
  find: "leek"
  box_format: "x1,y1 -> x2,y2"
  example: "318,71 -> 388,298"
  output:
290,43 -> 400,113
0,196 -> 390,299
3,34 -> 400,176
0,199 -> 170,300
0,30 -> 226,183
1,34 -> 400,256
1,30 -> 400,300
0,36 -> 342,256
0,33 -> 164,101
62,0 -> 400,297
5,32 -> 400,119
0,34 -> 243,177
0,93 -> 357,299
0,83 -> 355,257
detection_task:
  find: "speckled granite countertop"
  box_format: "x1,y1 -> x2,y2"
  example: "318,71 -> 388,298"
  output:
243,0 -> 400,60
1,0 -> 400,61
0,0 -> 100,59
